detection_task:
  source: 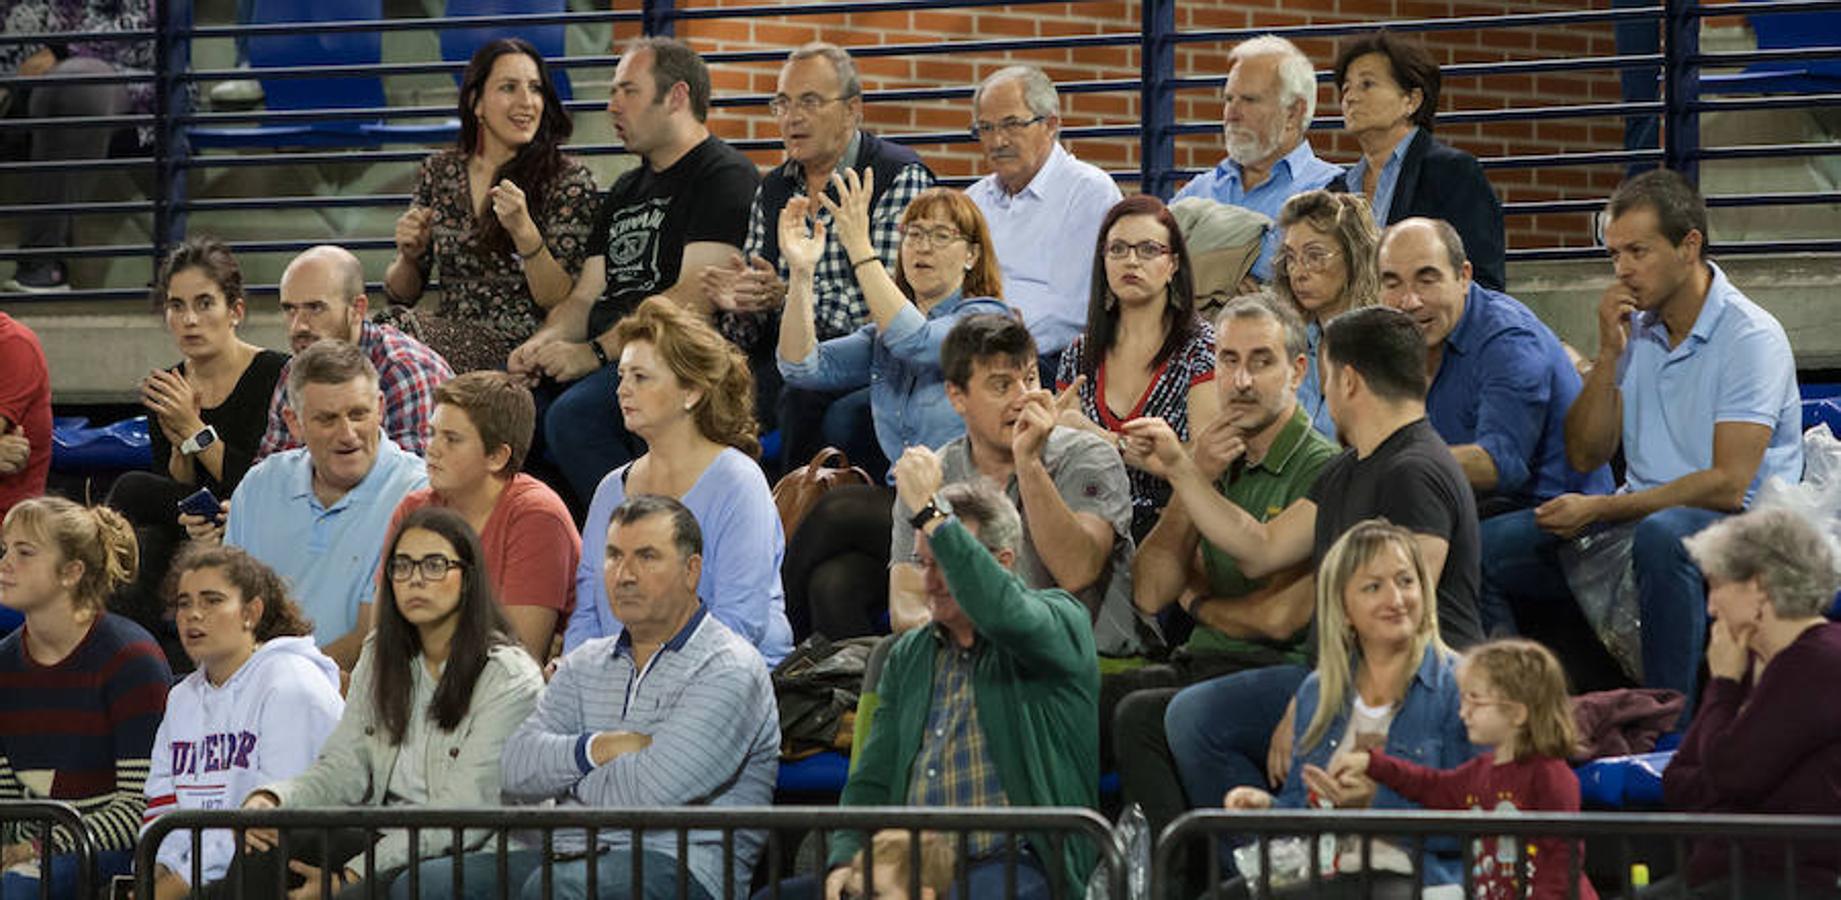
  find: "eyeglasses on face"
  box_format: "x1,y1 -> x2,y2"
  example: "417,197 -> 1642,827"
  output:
900,224 -> 969,249
1280,246 -> 1342,273
768,93 -> 848,117
388,553 -> 465,582
970,114 -> 1047,140
1104,239 -> 1172,261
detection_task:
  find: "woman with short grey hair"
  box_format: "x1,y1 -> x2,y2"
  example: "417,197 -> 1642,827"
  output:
1661,506 -> 1841,897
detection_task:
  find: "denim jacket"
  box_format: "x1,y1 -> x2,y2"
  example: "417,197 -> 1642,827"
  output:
1278,646 -> 1475,885
780,291 -> 1011,467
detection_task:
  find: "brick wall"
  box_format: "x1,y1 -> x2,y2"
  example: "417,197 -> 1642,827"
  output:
614,0 -> 1636,250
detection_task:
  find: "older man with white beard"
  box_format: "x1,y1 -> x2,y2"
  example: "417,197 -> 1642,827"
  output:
1174,36 -> 1343,283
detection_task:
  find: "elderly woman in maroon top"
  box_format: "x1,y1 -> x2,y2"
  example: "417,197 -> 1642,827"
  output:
1661,506 -> 1841,899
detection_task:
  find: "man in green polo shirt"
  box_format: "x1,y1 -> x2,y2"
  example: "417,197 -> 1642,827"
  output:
1107,290 -> 1339,834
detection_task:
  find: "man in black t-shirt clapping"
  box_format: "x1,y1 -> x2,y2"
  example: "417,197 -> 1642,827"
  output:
510,37 -> 762,501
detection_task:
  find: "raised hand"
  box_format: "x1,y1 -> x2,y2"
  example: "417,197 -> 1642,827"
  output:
816,167 -> 876,264
489,179 -> 541,254
394,205 -> 434,261
778,197 -> 828,274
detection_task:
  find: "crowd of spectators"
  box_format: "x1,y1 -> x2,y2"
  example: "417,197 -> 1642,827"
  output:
0,21 -> 1836,900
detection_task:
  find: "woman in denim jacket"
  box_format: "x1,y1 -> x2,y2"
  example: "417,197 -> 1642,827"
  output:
1224,519 -> 1474,896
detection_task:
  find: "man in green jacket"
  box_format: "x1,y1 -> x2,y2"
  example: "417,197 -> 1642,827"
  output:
819,449 -> 1100,899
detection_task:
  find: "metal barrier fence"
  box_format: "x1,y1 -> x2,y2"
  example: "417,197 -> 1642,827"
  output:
0,800 -> 97,900
1155,809 -> 1841,900
135,805 -> 1123,899
0,0 -> 1838,303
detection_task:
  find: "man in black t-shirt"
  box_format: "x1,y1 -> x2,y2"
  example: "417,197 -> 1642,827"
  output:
508,37 -> 761,501
1146,305 -> 1483,831
1133,305 -> 1482,648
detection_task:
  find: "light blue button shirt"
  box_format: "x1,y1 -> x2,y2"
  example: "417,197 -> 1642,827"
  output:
225,434 -> 428,645
1297,320 -> 1338,442
780,290 -> 1011,468
1175,140 -> 1344,281
1344,126 -> 1419,226
967,143 -> 1122,355
1618,262 -> 1803,504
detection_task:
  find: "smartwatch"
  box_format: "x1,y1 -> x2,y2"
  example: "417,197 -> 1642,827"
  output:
908,494 -> 954,531
180,425 -> 219,456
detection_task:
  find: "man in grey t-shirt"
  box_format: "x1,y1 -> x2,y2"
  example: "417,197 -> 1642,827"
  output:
890,314 -> 1148,656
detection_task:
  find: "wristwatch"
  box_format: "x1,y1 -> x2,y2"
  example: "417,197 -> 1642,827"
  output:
908,494 -> 953,531
589,336 -> 611,368
180,425 -> 219,456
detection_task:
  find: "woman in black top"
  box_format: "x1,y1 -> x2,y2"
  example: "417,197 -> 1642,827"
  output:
107,237 -> 287,668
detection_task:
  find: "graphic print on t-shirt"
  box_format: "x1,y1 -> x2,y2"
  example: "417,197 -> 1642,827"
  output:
602,198 -> 671,299
1469,795 -> 1534,899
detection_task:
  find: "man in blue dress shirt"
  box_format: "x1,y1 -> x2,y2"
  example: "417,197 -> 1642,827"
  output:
1174,35 -> 1343,283
1379,216 -> 1615,636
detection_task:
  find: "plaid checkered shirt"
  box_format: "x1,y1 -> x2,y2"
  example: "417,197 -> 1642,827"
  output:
905,634 -> 1011,858
255,320 -> 454,461
718,135 -> 935,350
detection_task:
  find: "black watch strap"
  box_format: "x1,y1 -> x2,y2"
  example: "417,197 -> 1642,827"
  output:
589,337 -> 610,367
909,500 -> 946,531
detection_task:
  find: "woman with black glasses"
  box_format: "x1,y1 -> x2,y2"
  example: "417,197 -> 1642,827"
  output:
225,507 -> 541,898
1056,194 -> 1220,541
776,177 -> 1010,639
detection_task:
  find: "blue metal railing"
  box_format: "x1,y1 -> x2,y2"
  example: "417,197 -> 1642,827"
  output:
0,0 -> 1836,302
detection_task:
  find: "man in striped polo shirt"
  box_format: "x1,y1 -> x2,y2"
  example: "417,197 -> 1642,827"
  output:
418,494 -> 779,900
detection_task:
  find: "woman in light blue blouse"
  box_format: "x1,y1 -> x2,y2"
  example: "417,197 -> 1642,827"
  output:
777,175 -> 1010,469
776,175 -> 1010,640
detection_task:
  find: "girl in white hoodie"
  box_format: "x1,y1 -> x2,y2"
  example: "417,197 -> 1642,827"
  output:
142,545 -> 344,900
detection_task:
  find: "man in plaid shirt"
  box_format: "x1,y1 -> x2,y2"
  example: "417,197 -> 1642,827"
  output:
255,245 -> 453,463
702,42 -> 934,468
780,469 -> 1098,900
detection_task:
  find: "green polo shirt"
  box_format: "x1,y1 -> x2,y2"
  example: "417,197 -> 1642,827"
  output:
1189,405 -> 1340,659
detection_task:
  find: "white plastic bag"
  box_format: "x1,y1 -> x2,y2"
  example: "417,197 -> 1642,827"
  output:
1085,803 -> 1150,900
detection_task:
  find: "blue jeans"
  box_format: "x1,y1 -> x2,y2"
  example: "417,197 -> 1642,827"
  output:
1164,664 -> 1309,809
395,847 -> 711,900
543,365 -> 643,503
1,849 -> 132,899
1482,506 -> 1725,720
753,851 -> 1051,900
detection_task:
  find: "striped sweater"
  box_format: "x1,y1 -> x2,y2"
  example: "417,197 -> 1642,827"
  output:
0,613 -> 172,852
501,606 -> 780,899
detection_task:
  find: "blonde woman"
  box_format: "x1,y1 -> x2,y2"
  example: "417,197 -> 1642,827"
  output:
1220,519 -> 1472,897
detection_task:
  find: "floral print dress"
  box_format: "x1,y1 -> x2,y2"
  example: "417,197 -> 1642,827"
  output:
379,149 -> 598,374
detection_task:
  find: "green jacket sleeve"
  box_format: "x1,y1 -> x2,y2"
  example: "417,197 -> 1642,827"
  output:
827,640 -> 912,870
930,519 -> 1091,677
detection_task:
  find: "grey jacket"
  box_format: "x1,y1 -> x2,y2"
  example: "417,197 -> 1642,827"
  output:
259,637 -> 542,875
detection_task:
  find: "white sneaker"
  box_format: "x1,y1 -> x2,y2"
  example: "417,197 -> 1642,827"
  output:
210,77 -> 264,106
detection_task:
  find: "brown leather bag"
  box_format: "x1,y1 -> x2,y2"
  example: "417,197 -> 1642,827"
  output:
771,446 -> 874,537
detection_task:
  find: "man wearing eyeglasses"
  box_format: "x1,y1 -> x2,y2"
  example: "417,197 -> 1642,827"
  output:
1173,36 -> 1343,283
218,339 -> 429,671
704,41 -> 937,471
964,66 -> 1122,386
758,473 -> 1098,900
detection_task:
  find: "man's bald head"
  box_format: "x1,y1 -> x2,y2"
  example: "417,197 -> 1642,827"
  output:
279,245 -> 368,353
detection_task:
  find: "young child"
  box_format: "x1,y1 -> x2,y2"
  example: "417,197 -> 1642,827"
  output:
841,829 -> 956,900
1330,639 -> 1598,900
